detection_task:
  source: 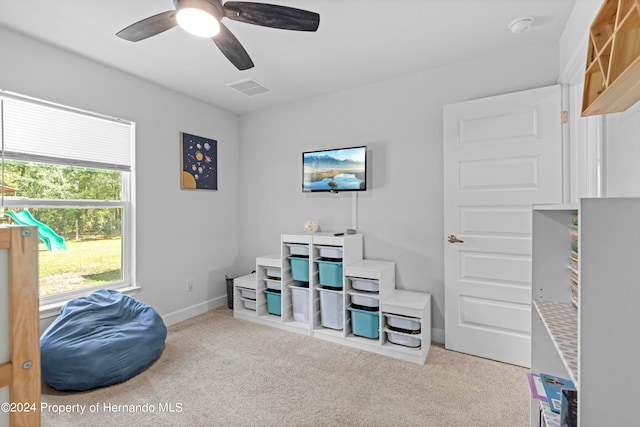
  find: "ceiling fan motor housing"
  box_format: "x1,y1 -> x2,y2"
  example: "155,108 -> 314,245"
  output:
175,0 -> 223,21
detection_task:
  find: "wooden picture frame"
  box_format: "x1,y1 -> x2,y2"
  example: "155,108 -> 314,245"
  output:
180,132 -> 217,190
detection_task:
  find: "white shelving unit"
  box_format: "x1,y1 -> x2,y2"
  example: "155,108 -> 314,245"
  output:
233,271 -> 258,317
234,233 -> 432,365
318,259 -> 394,347
531,198 -> 640,426
345,259 -> 396,301
234,253 -> 292,330
381,290 -> 431,365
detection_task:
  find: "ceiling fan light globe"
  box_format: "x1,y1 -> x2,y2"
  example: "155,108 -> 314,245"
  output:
176,8 -> 220,37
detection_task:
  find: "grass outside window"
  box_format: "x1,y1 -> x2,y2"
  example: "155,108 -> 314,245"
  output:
38,238 -> 122,297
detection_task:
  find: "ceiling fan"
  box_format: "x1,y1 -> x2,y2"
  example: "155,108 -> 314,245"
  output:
116,0 -> 320,70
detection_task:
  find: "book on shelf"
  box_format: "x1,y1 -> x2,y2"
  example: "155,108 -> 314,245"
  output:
570,283 -> 578,309
527,372 -> 547,401
540,373 -> 576,414
570,263 -> 579,309
569,258 -> 578,271
560,388 -> 578,427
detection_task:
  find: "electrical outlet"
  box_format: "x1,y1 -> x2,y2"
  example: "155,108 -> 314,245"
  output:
186,279 -> 193,292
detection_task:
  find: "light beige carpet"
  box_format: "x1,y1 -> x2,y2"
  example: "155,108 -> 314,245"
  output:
41,306 -> 530,426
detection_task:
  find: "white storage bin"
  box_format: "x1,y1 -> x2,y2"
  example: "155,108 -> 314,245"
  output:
286,244 -> 309,257
288,284 -> 309,323
265,266 -> 281,278
386,330 -> 421,348
385,313 -> 421,331
350,293 -> 379,308
239,288 -> 256,300
241,298 -> 256,311
316,245 -> 343,259
318,287 -> 343,330
264,278 -> 281,290
350,277 -> 379,292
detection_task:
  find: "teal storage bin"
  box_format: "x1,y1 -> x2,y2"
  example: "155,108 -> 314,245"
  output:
264,289 -> 282,316
348,306 -> 379,339
289,256 -> 309,282
315,259 -> 343,288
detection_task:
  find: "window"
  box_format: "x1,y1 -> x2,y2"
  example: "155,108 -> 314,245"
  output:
0,91 -> 134,303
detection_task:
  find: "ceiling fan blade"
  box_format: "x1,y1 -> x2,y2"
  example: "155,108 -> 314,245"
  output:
222,2 -> 319,31
116,10 -> 178,42
212,23 -> 255,70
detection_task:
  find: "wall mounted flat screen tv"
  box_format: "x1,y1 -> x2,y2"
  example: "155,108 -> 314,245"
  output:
303,146 -> 366,192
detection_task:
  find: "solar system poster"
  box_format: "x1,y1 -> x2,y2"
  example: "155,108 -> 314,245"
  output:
180,132 -> 217,190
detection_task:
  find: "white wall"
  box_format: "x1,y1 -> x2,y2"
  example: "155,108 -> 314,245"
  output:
604,101 -> 640,196
559,0 -> 603,81
0,26 -> 241,323
0,18 -> 591,341
237,45 -> 560,337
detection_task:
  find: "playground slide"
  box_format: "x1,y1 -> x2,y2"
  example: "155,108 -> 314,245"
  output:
4,209 -> 67,251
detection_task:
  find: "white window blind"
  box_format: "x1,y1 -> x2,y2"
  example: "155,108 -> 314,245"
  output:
1,94 -> 132,171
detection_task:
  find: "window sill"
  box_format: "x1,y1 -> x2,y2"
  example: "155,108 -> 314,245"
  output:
39,285 -> 142,320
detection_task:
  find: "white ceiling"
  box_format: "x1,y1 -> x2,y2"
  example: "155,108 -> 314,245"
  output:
0,0 -> 577,114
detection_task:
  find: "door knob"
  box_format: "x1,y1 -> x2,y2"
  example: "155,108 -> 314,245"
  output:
447,234 -> 464,244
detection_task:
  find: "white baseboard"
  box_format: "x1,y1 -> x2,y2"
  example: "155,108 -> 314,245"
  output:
162,295 -> 227,326
431,327 -> 445,345
39,293 -> 227,333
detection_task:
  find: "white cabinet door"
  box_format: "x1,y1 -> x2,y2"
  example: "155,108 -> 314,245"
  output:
443,85 -> 563,367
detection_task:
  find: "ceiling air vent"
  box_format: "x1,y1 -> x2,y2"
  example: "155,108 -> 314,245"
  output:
226,78 -> 271,96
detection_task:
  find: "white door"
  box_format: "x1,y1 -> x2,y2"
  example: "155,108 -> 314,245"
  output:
443,85 -> 563,367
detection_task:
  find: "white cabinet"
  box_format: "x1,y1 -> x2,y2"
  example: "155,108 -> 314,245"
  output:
235,234 -> 364,335
315,257 -> 431,364
233,254 -> 281,320
234,233 -> 432,364
381,291 -> 431,365
233,271 -> 258,316
282,232 -> 363,336
531,198 -> 640,426
333,259 -> 394,345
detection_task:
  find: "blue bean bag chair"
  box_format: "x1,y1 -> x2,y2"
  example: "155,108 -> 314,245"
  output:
40,289 -> 167,391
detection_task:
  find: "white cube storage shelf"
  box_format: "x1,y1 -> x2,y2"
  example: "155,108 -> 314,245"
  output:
233,234 -> 431,365
381,291 -> 431,364
232,272 -> 258,317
